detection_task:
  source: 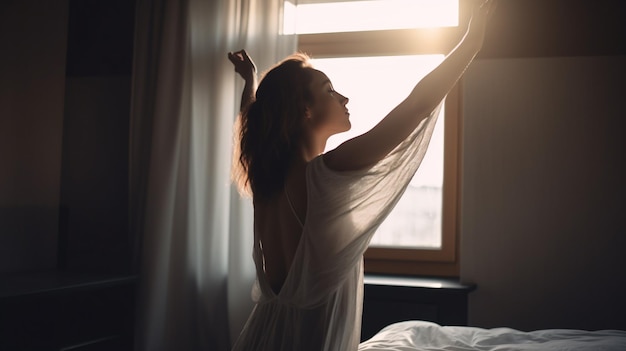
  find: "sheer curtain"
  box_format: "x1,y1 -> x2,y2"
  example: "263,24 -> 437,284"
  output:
129,0 -> 296,349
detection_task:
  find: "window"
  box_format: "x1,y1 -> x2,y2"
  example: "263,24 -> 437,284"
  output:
286,0 -> 464,276
312,55 -> 445,250
284,0 -> 458,34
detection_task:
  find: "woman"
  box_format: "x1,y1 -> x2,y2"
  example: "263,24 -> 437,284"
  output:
228,1 -> 495,350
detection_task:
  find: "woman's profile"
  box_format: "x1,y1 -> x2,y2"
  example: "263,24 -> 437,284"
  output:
228,1 -> 495,350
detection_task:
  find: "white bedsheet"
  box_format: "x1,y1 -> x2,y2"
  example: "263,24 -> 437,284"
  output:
359,320 -> 626,351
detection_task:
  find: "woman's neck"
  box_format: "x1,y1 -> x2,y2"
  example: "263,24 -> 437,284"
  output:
299,131 -> 327,162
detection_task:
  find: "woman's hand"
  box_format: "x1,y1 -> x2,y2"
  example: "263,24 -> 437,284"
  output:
228,50 -> 257,82
228,50 -> 258,112
465,0 -> 497,50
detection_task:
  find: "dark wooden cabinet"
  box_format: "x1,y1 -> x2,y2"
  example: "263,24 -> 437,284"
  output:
0,273 -> 136,351
361,275 -> 475,341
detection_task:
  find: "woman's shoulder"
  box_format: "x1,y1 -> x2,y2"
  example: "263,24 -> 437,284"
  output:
307,152 -> 372,183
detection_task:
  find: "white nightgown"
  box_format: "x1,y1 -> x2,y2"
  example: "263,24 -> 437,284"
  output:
231,102 -> 442,351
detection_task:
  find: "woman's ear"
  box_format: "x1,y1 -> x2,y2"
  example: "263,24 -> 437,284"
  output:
305,106 -> 312,119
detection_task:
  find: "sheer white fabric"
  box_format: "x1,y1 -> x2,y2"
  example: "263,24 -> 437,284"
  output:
131,0 -> 295,349
232,102 -> 443,351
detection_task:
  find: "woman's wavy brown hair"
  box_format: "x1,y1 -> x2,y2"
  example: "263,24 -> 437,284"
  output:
232,53 -> 315,200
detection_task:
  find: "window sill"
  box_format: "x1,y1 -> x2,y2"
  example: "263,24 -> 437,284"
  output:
364,274 -> 475,291
364,258 -> 460,277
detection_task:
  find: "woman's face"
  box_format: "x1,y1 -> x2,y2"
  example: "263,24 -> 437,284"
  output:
306,69 -> 350,137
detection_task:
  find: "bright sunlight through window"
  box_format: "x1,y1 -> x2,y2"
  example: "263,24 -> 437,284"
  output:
284,0 -> 458,34
312,55 -> 446,248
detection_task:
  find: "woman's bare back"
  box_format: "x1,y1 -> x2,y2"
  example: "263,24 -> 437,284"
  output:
254,165 -> 308,295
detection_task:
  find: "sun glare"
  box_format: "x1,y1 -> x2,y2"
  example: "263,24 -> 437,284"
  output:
312,55 -> 445,188
284,0 -> 458,34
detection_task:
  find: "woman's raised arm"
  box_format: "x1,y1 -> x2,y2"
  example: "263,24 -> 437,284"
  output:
324,0 -> 495,171
228,50 -> 257,112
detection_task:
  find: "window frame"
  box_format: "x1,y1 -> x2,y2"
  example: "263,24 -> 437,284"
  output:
297,20 -> 466,277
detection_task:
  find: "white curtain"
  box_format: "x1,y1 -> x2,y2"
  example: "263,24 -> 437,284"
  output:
129,0 -> 296,349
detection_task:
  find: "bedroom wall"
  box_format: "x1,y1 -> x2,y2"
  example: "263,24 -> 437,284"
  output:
59,0 -> 134,274
0,0 -> 134,275
458,0 -> 626,332
460,55 -> 626,331
0,0 -> 68,273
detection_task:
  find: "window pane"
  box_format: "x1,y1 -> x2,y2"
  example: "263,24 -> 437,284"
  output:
284,0 -> 458,34
312,55 -> 445,249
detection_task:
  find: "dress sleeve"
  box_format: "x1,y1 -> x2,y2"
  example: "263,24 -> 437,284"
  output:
303,101 -> 443,290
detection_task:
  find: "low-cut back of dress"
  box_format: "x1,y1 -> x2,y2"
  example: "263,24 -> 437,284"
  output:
231,102 -> 442,351
284,184 -> 305,229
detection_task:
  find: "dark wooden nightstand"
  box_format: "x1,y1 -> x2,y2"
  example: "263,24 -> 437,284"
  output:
0,272 -> 136,351
361,274 -> 476,341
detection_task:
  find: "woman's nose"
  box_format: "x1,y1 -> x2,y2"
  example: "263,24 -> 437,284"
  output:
338,92 -> 349,104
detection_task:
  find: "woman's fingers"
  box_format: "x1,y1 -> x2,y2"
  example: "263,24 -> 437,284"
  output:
485,0 -> 497,21
228,50 -> 257,81
228,50 -> 254,67
470,0 -> 493,16
480,0 -> 496,17
240,50 -> 256,72
470,0 -> 495,25
228,51 -> 243,64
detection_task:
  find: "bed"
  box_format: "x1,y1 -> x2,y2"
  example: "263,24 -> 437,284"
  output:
359,320 -> 626,351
